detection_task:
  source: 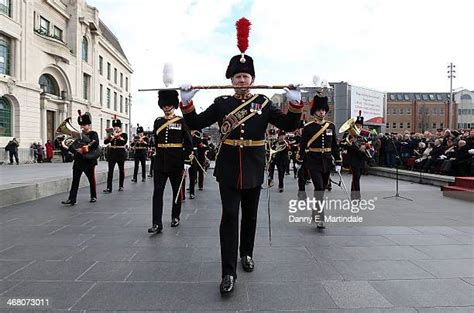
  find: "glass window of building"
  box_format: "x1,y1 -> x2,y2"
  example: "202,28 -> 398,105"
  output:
107,62 -> 111,80
106,88 -> 111,108
415,94 -> 421,101
392,122 -> 397,128
399,122 -> 403,128
429,94 -> 435,101
120,73 -> 123,88
436,94 -> 443,101
422,94 -> 428,101
0,97 -> 12,136
53,26 -> 62,41
99,56 -> 103,75
400,108 -> 404,114
81,36 -> 88,62
392,108 -> 397,114
120,95 -> 123,113
106,119 -> 110,129
440,108 -> 444,114
125,77 -> 128,91
397,94 -> 403,101
407,122 -> 411,129
390,95 -> 395,100
99,84 -> 103,105
0,37 -> 10,75
406,108 -> 411,114
386,123 -> 389,128
114,68 -> 117,84
39,74 -> 59,96
440,123 -> 444,128
114,92 -> 117,111
83,74 -> 90,100
40,17 -> 49,35
0,0 -> 11,17
125,98 -> 128,113
432,123 -> 436,129
404,95 -> 410,100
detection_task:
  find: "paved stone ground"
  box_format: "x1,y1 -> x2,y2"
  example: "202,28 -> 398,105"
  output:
0,170 -> 473,312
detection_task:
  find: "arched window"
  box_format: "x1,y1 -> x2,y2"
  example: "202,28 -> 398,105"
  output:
0,37 -> 10,75
0,97 -> 12,137
82,36 -> 88,62
460,94 -> 472,101
39,74 -> 59,96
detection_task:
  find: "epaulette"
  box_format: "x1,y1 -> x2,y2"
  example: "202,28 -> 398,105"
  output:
215,95 -> 232,103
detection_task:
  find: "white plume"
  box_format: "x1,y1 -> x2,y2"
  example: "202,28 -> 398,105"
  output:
163,63 -> 174,87
321,79 -> 329,88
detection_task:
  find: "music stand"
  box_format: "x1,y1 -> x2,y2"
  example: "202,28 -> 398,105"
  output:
383,136 -> 413,201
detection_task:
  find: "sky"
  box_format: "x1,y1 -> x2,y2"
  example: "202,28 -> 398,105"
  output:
90,0 -> 473,130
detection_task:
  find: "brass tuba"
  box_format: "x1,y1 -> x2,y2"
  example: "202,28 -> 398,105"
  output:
56,117 -> 81,149
338,117 -> 360,139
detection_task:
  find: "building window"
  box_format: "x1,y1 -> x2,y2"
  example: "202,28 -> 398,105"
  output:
389,94 -> 395,101
440,123 -> 444,128
40,17 -> 50,35
440,108 -> 444,114
415,94 -> 421,101
460,94 -> 472,100
432,123 -> 436,129
114,92 -> 117,111
0,97 -> 12,136
39,74 -> 59,96
399,108 -> 404,114
106,88 -> 111,108
0,37 -> 10,75
125,123 -> 128,135
120,95 -> 123,113
436,94 -> 443,101
106,119 -> 110,129
100,118 -> 103,139
399,122 -> 403,128
404,95 -> 410,101
397,94 -> 403,101
433,108 -> 438,114
125,98 -> 128,113
107,62 -> 111,80
114,68 -> 117,84
120,73 -> 123,88
83,74 -> 90,100
406,108 -> 411,114
125,77 -> 128,91
0,0 -> 11,17
407,122 -> 411,129
53,26 -> 63,41
81,36 -> 88,62
422,94 -> 428,101
99,84 -> 103,105
99,56 -> 103,75
392,108 -> 397,114
392,122 -> 397,129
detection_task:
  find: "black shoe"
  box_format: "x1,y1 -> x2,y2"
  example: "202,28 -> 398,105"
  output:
220,275 -> 235,294
89,197 -> 97,203
147,224 -> 162,233
61,199 -> 76,206
241,256 -> 255,272
142,178 -> 146,182
171,218 -> 180,227
189,194 -> 195,199
279,188 -> 284,193
103,188 -> 112,193
131,178 -> 137,183
198,187 -> 203,191
118,187 -> 124,192
148,174 -> 153,178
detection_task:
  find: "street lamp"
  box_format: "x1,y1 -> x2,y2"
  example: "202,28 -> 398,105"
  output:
447,63 -> 456,129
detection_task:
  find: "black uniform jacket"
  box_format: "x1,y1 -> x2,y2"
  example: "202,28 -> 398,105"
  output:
104,132 -> 128,160
71,130 -> 100,169
131,136 -> 149,154
300,120 -> 341,173
344,135 -> 370,169
153,116 -> 193,173
182,94 -> 302,189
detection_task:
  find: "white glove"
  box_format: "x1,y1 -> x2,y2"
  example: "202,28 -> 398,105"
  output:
180,84 -> 199,104
184,164 -> 191,171
469,149 -> 474,155
295,163 -> 302,170
283,85 -> 301,104
335,165 -> 341,173
439,155 -> 447,160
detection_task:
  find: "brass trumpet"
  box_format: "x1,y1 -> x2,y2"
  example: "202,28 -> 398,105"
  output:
56,117 -> 81,149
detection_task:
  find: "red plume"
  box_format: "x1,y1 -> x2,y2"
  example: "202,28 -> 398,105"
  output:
236,17 -> 251,54
77,110 -> 82,116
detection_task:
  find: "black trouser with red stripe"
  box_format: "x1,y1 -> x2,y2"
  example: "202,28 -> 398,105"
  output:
308,168 -> 330,223
68,166 -> 97,202
107,153 -> 126,190
350,165 -> 362,200
219,183 -> 261,279
133,151 -> 147,180
152,170 -> 183,226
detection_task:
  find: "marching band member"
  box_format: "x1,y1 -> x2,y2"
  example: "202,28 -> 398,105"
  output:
148,90 -> 193,234
297,94 -> 341,229
269,130 -> 290,192
103,116 -> 128,193
61,111 -> 99,205
131,124 -> 148,183
179,18 -> 303,295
